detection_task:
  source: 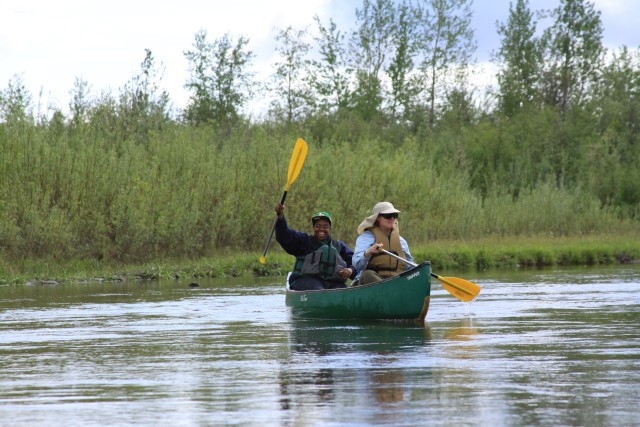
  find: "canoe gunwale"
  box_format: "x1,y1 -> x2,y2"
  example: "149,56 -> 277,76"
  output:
285,261 -> 431,292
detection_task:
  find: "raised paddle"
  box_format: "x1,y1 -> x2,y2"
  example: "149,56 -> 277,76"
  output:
380,249 -> 481,302
259,138 -> 309,264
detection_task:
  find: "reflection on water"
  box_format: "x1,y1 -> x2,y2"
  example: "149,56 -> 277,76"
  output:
279,319 -> 431,414
286,318 -> 432,355
0,265 -> 639,426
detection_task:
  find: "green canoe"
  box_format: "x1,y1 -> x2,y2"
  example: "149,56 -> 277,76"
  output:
285,262 -> 432,322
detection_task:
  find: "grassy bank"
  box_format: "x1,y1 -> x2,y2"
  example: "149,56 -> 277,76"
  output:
2,234 -> 639,286
411,234 -> 640,271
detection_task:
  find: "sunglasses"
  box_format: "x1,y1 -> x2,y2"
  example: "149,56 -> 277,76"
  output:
379,213 -> 398,219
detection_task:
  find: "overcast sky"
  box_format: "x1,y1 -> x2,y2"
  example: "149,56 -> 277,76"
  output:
2,0 -> 639,117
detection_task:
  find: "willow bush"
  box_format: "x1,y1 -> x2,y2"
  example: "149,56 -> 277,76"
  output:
1,116 -> 639,263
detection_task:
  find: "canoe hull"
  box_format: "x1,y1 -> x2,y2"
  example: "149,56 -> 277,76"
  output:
285,262 -> 431,321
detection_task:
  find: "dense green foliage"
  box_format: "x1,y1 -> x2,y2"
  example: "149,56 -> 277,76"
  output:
1,0 -> 639,268
0,114 -> 638,263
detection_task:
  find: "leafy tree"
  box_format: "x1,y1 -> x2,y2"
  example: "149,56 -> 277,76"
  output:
183,30 -> 255,127
0,74 -> 33,123
309,16 -> 353,115
387,0 -> 421,120
590,46 -> 640,214
414,0 -> 476,128
494,0 -> 542,117
87,91 -> 118,141
540,0 -> 604,114
119,49 -> 171,139
440,85 -> 477,128
596,47 -> 640,153
183,30 -> 213,125
69,77 -> 92,127
350,0 -> 397,121
268,26 -> 312,125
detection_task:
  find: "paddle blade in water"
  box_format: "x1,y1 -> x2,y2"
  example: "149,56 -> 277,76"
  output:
437,276 -> 481,302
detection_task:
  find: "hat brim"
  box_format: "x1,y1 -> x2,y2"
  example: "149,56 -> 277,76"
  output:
357,212 -> 377,235
357,209 -> 401,234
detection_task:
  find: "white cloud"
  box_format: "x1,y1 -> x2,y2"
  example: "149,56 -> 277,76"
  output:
1,0 -> 334,114
593,0 -> 640,50
2,0 -> 639,118
594,0 -> 627,15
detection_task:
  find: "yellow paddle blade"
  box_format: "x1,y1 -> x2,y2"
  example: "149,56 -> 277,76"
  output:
285,138 -> 308,190
260,138 -> 308,264
435,275 -> 481,302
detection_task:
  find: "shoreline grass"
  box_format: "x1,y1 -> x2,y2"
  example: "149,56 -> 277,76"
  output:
2,234 -> 639,286
412,234 -> 640,271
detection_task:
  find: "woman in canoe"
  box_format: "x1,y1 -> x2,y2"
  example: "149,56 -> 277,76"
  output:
352,201 -> 414,286
274,203 -> 357,290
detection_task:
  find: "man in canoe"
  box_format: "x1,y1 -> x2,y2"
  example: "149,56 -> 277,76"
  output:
274,203 -> 357,290
352,201 -> 414,286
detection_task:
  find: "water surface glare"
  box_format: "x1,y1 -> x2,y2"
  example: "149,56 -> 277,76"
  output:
1,265 -> 639,426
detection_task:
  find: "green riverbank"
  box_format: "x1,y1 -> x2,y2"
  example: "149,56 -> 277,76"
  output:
1,234 -> 639,286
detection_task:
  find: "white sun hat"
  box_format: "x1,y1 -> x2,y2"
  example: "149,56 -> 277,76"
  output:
357,201 -> 401,234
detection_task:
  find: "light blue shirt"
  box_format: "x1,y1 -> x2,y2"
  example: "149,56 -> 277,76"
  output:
352,230 -> 414,281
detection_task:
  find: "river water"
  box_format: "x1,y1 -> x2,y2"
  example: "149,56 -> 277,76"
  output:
1,265 -> 639,426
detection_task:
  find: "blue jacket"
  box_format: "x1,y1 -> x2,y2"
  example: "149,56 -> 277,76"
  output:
275,216 -> 357,280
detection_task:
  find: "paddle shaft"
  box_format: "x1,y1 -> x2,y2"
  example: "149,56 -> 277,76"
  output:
380,249 -> 474,297
260,191 -> 288,260
381,248 -> 418,268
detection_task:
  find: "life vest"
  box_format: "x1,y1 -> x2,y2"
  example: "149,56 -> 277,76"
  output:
291,239 -> 348,283
366,226 -> 407,278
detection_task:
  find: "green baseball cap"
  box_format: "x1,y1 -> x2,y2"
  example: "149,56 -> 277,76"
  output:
311,211 -> 332,226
